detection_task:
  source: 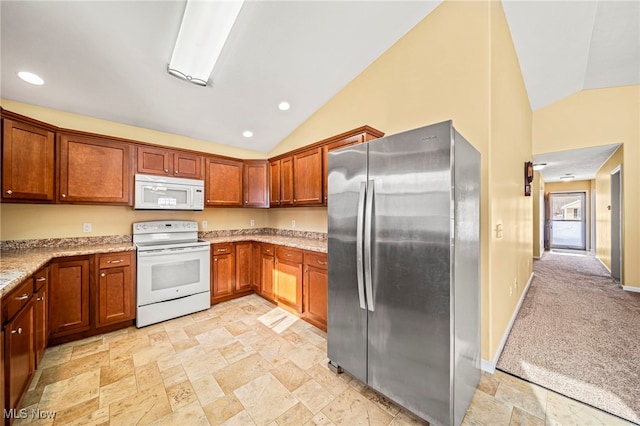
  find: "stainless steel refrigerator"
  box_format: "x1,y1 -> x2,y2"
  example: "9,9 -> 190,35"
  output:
327,120 -> 480,426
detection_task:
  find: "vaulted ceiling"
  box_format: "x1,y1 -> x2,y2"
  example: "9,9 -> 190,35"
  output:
1,1 -> 638,155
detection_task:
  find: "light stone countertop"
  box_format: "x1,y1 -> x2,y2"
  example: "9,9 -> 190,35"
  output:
0,235 -> 326,301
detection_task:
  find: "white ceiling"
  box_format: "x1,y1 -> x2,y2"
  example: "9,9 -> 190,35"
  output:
1,1 -> 638,155
534,144 -> 621,183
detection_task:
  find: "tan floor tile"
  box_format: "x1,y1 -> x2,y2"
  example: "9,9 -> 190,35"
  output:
271,360 -> 311,392
37,346 -> 73,369
224,320 -> 252,336
12,403 -> 55,426
99,357 -> 134,387
161,314 -> 196,331
203,393 -> 244,425
36,351 -> 109,391
150,401 -> 210,425
236,330 -> 263,347
292,379 -> 335,414
280,331 -> 306,347
219,341 -> 256,364
51,397 -> 109,426
135,360 -> 163,390
195,327 -> 237,349
478,371 -> 501,396
321,387 -> 393,426
305,364 -> 350,397
221,409 -> 257,426
494,376 -> 547,419
276,402 -> 314,426
388,410 -> 429,425
287,343 -> 327,370
165,380 -> 199,412
461,389 -> 513,426
165,327 -> 189,343
183,316 -> 224,338
148,330 -> 170,345
108,334 -> 151,362
233,373 -> 297,426
361,387 -> 402,416
131,339 -> 175,367
255,336 -> 296,366
510,406 -> 545,426
183,349 -> 229,382
171,337 -> 200,353
161,364 -> 189,388
99,375 -> 137,408
39,369 -> 100,412
213,353 -> 273,394
304,412 -> 336,426
545,391 -> 631,426
108,384 -> 171,425
192,374 -> 225,406
70,339 -> 109,360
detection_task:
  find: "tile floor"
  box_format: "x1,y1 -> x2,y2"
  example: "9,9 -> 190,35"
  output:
14,294 -> 632,425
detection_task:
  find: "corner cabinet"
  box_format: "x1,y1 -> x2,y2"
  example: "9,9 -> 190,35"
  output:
243,160 -> 269,208
95,252 -> 136,328
137,146 -> 203,179
205,157 -> 244,207
260,244 -> 276,301
1,116 -> 56,202
269,157 -> 293,207
293,148 -> 323,206
58,133 -> 133,205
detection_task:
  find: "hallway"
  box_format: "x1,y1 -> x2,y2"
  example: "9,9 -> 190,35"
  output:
497,251 -> 640,423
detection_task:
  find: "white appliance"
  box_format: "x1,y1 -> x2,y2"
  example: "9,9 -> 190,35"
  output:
134,220 -> 210,327
134,174 -> 205,210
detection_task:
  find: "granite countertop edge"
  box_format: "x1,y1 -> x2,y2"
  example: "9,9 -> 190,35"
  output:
0,235 -> 326,300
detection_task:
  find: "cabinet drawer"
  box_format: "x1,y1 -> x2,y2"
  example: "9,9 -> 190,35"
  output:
276,246 -> 303,263
212,243 -> 233,255
304,252 -> 328,269
33,267 -> 49,291
98,252 -> 133,269
6,279 -> 33,320
262,244 -> 275,256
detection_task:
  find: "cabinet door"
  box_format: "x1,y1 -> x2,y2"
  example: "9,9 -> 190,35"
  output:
303,265 -> 328,331
212,245 -> 235,302
275,259 -> 303,313
97,266 -> 135,327
2,118 -> 55,201
49,259 -> 91,337
235,243 -> 253,293
137,146 -> 172,176
205,158 -> 243,206
261,253 -> 275,301
5,302 -> 34,412
252,243 -> 261,292
280,156 -> 294,206
34,283 -> 48,368
293,148 -> 323,205
243,160 -> 268,208
269,160 -> 281,206
174,152 -> 202,179
58,134 -> 133,204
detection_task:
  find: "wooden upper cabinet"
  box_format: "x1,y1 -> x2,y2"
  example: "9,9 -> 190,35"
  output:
243,160 -> 269,208
1,117 -> 55,201
137,146 -> 202,179
269,160 -> 281,206
293,148 -> 323,206
269,157 -> 293,207
58,133 -> 133,205
205,157 -> 243,206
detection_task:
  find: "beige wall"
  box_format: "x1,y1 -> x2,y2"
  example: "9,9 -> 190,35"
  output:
532,172 -> 545,258
594,146 -> 624,272
545,180 -> 592,251
533,86 -> 639,288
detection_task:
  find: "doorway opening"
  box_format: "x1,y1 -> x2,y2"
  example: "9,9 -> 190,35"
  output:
610,166 -> 622,282
549,191 -> 587,250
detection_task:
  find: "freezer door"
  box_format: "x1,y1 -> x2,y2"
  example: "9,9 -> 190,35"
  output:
327,143 -> 368,383
366,122 -> 454,425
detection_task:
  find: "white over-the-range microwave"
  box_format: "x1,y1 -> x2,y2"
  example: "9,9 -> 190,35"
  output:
134,174 -> 204,210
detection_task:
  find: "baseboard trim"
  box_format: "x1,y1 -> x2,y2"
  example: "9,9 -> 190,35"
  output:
622,286 -> 640,293
482,272 -> 535,374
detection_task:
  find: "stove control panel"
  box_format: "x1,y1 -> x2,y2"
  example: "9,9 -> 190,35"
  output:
133,220 -> 198,234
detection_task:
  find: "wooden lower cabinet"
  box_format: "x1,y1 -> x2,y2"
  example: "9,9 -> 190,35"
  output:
33,283 -> 48,368
4,300 -> 35,418
96,252 -> 135,328
303,252 -> 328,331
251,243 -> 261,293
275,247 -> 303,313
211,244 -> 235,303
49,258 -> 91,339
235,243 -> 254,293
260,244 -> 276,301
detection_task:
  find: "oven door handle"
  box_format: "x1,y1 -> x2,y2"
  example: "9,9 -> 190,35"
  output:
137,246 -> 211,257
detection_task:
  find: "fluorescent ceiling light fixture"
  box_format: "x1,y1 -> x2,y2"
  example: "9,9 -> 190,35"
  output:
559,175 -> 575,181
278,101 -> 291,111
18,71 -> 44,85
168,0 -> 244,86
242,130 -> 253,138
533,163 -> 547,171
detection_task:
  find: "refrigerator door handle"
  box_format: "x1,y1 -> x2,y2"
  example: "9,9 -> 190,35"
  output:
356,181 -> 367,310
364,179 -> 374,312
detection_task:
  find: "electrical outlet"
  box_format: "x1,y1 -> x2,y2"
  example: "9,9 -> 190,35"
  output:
291,219 -> 296,228
202,220 -> 208,229
82,223 -> 92,233
250,219 -> 255,227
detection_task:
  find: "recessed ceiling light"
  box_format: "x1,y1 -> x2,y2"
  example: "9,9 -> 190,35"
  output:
533,163 -> 547,171
278,101 -> 290,111
18,71 -> 44,85
242,130 -> 253,138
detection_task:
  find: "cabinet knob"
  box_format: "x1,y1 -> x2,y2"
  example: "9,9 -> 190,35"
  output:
11,327 -> 23,335
293,199 -> 297,203
101,273 -> 106,277
16,293 -> 30,301
175,171 -> 179,174
5,189 -> 12,195
37,296 -> 45,302
285,253 -> 291,257
61,194 -> 67,198
107,259 -> 124,264
36,277 -> 46,282
245,200 -> 248,204
164,169 -> 169,173
214,258 -> 218,262
317,260 -> 327,265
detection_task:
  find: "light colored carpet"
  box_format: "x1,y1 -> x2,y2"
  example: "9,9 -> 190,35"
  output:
497,251 -> 640,423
